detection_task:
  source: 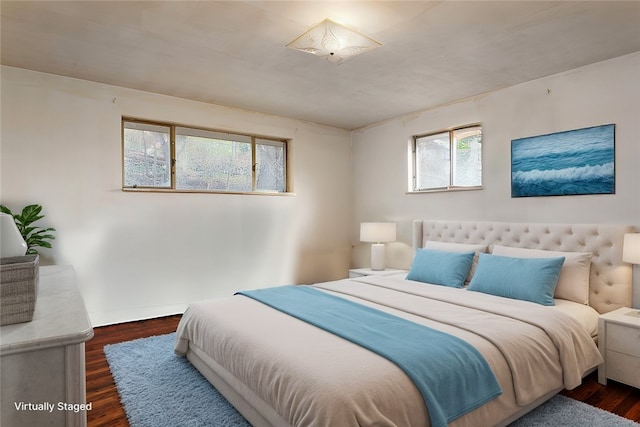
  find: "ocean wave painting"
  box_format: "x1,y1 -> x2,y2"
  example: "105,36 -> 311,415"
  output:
511,124 -> 615,197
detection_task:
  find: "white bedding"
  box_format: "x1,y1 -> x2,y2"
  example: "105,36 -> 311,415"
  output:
552,299 -> 600,338
175,274 -> 602,427
386,271 -> 601,337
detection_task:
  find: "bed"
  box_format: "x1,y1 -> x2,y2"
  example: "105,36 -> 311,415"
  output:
175,220 -> 634,427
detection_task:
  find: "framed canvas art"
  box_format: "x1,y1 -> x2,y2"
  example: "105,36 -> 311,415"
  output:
511,124 -> 615,197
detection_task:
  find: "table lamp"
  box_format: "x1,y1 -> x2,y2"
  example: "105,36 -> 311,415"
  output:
360,222 -> 396,271
623,233 -> 640,265
623,233 -> 640,312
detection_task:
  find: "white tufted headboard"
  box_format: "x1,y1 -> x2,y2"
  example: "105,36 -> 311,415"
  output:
413,220 -> 635,314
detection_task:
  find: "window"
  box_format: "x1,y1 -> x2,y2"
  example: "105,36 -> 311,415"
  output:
410,125 -> 482,192
122,119 -> 288,193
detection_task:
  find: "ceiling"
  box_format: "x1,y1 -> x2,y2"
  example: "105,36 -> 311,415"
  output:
2,1 -> 639,130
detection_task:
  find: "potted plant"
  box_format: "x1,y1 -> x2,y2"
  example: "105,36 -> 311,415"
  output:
0,204 -> 54,325
0,204 -> 56,254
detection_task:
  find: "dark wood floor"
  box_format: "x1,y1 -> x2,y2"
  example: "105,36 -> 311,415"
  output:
86,315 -> 640,426
86,315 -> 182,427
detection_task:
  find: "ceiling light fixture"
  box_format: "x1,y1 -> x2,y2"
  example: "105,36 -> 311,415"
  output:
286,18 -> 381,65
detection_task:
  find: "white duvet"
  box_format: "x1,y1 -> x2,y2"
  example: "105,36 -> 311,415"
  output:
175,275 -> 602,427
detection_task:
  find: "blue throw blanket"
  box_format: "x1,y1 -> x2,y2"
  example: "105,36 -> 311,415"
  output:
237,286 -> 502,427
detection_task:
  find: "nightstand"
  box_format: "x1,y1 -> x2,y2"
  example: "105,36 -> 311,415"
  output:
598,307 -> 640,388
349,268 -> 407,278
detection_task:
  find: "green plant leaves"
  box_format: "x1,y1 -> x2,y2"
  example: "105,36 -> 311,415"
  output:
0,204 -> 55,255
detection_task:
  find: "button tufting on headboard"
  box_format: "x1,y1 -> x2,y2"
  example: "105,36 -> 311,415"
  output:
413,220 -> 635,314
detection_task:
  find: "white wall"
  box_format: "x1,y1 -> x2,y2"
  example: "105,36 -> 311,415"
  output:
3,53 -> 639,323
351,53 -> 640,306
1,66 -> 353,326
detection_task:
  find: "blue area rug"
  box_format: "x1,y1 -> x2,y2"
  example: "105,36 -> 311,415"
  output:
105,333 -> 250,427
105,333 -> 639,427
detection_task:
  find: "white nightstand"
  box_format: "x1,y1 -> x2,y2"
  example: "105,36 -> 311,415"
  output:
598,307 -> 640,388
349,268 -> 407,278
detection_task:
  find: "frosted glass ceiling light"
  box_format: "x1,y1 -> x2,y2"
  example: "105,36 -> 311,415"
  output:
286,19 -> 381,64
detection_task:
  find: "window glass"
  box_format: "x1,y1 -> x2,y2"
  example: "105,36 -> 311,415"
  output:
412,125 -> 482,192
122,119 -> 288,194
452,126 -> 482,187
415,132 -> 450,190
123,122 -> 171,188
175,129 -> 252,191
255,139 -> 286,192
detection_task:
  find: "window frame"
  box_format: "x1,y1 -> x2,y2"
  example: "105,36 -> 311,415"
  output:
122,117 -> 292,195
408,124 -> 483,193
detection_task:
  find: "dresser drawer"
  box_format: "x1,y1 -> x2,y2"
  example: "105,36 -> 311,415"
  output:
606,350 -> 640,388
607,323 -> 640,357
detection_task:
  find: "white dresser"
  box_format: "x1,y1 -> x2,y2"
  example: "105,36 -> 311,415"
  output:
598,307 -> 640,389
1,265 -> 94,426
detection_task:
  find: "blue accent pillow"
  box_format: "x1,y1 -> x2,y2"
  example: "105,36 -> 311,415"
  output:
467,253 -> 565,305
406,249 -> 475,288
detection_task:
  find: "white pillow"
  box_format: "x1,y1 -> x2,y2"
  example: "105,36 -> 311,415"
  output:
491,245 -> 592,305
423,241 -> 488,284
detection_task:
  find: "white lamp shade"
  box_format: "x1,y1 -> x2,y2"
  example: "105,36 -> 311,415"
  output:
360,222 -> 396,243
623,233 -> 640,264
0,212 -> 28,257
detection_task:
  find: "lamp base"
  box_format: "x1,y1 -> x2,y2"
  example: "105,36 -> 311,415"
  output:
370,243 -> 386,271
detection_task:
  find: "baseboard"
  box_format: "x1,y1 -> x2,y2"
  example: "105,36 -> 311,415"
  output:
88,302 -> 187,327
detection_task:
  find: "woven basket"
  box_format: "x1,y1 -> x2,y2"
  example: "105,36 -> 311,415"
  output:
1,255 -> 39,326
